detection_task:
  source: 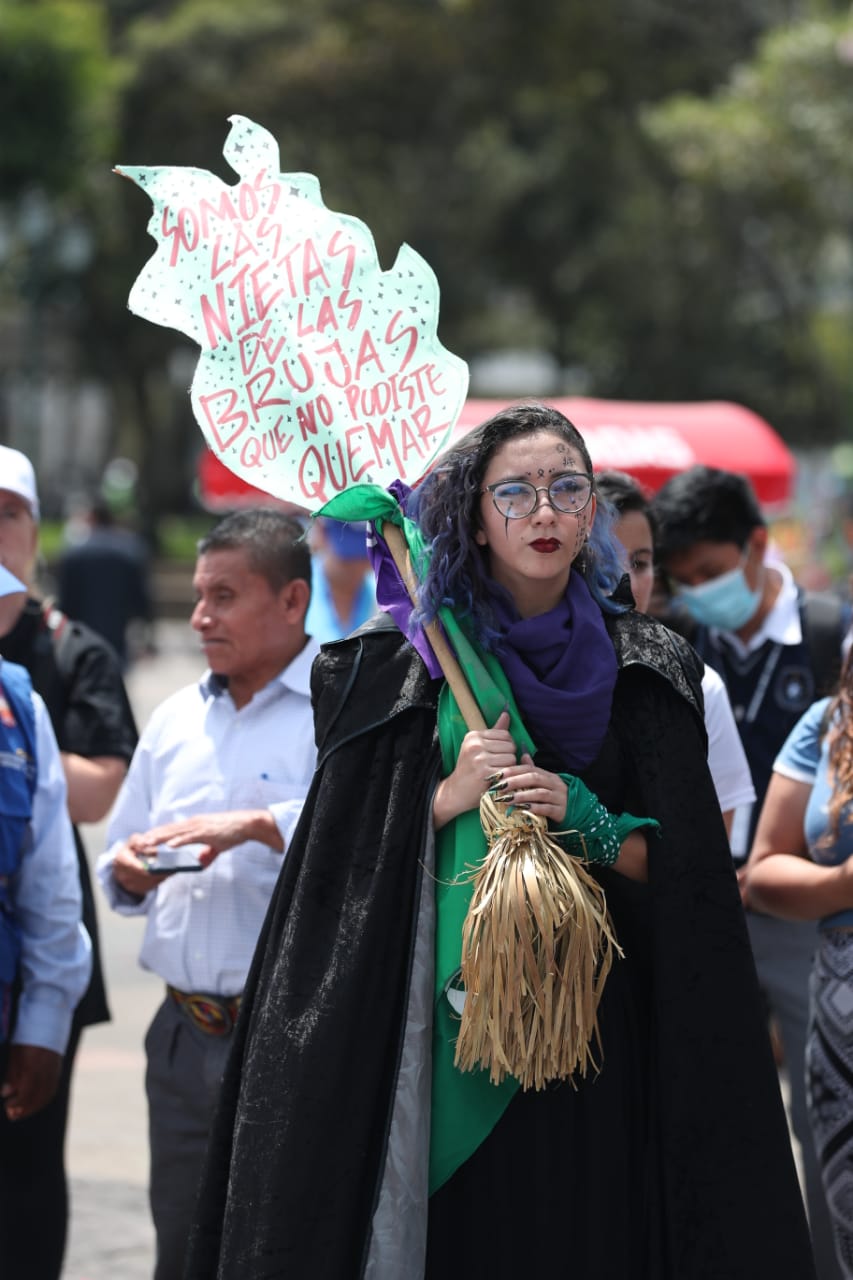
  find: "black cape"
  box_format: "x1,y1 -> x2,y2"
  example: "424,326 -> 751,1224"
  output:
187,611 -> 816,1280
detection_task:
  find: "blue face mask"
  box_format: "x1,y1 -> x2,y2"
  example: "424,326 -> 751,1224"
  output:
676,558 -> 762,631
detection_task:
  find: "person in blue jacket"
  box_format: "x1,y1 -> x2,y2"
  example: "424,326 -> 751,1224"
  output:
0,559 -> 91,1278
305,516 -> 377,642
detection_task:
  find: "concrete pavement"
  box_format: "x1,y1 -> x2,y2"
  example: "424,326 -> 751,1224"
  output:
63,621 -> 204,1280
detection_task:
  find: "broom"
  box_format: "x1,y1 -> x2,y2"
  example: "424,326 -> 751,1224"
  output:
382,522 -> 621,1091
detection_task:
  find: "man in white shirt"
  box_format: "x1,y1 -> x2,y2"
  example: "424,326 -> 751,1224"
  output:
651,466 -> 848,1280
97,509 -> 319,1280
596,468 -> 755,835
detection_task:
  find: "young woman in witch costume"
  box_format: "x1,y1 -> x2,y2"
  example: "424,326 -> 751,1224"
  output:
187,404 -> 816,1280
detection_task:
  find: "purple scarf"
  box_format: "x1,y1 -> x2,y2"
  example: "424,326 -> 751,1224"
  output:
489,573 -> 617,771
367,483 -> 617,769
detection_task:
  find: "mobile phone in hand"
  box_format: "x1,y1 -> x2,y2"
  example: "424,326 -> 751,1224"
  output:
141,842 -> 206,875
143,861 -> 204,876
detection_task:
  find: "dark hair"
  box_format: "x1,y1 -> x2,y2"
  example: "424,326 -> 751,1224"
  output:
198,508 -> 311,596
650,466 -> 764,563
408,401 -> 626,648
595,469 -> 656,538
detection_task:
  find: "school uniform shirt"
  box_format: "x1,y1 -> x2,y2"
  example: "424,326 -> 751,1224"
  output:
702,665 -> 755,817
96,639 -> 320,997
696,561 -> 817,859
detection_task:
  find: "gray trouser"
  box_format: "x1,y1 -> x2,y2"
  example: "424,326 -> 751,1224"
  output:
747,911 -> 842,1280
145,995 -> 233,1280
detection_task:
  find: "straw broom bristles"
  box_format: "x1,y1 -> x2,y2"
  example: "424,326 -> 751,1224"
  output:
375,528 -> 620,1088
453,791 -> 622,1090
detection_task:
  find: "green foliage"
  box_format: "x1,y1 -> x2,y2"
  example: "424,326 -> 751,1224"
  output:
156,514 -> 216,561
36,520 -> 66,563
0,0 -> 114,195
6,0 -> 853,528
644,13 -> 853,439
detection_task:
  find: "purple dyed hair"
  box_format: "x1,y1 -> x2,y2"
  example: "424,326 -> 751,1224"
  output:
407,402 -> 627,649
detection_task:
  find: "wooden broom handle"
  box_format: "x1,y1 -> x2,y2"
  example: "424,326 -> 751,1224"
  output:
382,522 -> 487,732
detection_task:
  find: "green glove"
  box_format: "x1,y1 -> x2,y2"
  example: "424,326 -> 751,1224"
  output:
553,774 -> 659,867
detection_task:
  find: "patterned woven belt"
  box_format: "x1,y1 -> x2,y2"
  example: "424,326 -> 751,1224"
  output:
167,985 -> 242,1036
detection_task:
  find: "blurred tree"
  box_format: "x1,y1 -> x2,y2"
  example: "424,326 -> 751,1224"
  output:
0,0 -> 114,488
96,0 -> 812,513
645,14 -> 853,440
0,0 -> 113,197
5,0 -> 853,527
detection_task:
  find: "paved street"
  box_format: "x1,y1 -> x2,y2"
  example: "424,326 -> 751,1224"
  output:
63,621 -> 203,1280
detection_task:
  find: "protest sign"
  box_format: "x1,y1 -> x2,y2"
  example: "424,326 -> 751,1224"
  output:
119,117 -> 619,1101
118,114 -> 469,508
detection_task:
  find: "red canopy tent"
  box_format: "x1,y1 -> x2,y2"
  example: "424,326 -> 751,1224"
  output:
196,397 -> 796,513
457,399 -> 796,509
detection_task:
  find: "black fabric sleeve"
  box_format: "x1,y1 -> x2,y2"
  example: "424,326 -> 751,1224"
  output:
52,623 -> 138,761
616,665 -> 816,1278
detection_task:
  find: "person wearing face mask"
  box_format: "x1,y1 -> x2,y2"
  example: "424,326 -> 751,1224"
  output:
651,464 -> 849,1280
596,470 -> 754,840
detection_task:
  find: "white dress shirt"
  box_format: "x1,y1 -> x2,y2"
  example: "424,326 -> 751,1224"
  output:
702,666 -> 755,816
97,639 -> 320,996
709,560 -> 805,857
15,690 -> 91,1054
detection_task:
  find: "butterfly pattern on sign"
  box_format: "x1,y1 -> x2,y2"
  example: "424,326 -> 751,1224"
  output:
117,115 -> 469,511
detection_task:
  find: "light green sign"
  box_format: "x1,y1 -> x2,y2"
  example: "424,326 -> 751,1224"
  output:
118,115 -> 469,507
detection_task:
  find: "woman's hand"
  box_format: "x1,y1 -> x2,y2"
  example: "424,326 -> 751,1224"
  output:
433,711 -> 517,829
497,752 -> 569,822
612,831 -> 648,883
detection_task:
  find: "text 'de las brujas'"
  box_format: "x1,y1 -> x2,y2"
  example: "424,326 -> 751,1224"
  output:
159,168 -> 453,503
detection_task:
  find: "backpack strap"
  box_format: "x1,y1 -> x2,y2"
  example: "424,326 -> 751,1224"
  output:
40,599 -> 71,661
800,590 -> 848,697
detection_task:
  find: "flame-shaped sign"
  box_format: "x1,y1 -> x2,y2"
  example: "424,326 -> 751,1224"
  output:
118,115 -> 469,509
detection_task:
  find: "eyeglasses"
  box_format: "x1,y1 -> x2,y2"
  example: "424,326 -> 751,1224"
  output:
482,473 -> 594,519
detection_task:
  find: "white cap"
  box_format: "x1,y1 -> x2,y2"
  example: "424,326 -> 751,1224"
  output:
0,446 -> 39,520
0,564 -> 27,598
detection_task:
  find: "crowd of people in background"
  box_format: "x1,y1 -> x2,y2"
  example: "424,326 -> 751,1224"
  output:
5,410 -> 853,1277
187,404 -> 813,1279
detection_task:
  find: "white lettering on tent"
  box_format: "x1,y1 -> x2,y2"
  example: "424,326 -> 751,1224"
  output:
584,425 -> 696,469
